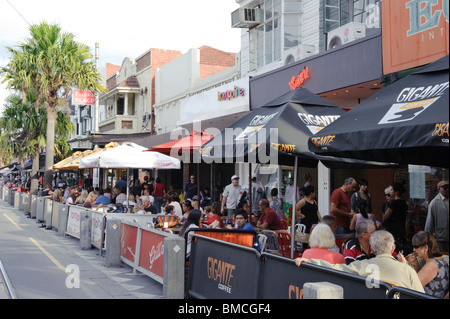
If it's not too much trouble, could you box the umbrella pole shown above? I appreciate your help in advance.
[248,162,252,220]
[126,168,130,212]
[290,157,298,259]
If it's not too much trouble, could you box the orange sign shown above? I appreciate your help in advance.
[382,0,449,74]
[289,66,310,90]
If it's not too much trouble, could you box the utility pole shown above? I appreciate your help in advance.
[94,42,100,133]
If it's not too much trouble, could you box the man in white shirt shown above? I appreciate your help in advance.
[221,175,243,217]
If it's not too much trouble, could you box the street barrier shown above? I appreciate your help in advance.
[386,286,440,299]
[186,234,261,299]
[43,198,53,229]
[14,191,20,210]
[112,218,185,298]
[10,190,15,206]
[30,195,37,219]
[186,234,436,300]
[36,196,45,222]
[258,252,391,299]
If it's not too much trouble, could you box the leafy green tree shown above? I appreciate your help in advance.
[0,22,106,186]
[0,92,74,194]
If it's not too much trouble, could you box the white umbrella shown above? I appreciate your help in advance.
[79,142,181,169]
[79,142,180,210]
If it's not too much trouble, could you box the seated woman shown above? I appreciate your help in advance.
[204,202,223,228]
[302,223,345,264]
[404,231,449,298]
[83,191,98,209]
[179,209,203,260]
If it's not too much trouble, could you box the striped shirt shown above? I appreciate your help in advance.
[343,238,376,265]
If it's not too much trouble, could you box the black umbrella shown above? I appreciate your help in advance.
[308,55,449,168]
[201,86,388,168]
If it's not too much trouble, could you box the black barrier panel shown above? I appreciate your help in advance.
[187,234,261,299]
[258,253,392,299]
[386,286,439,299]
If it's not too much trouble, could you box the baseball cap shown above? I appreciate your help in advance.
[231,175,239,180]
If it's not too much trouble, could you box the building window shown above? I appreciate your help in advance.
[324,0,380,33]
[284,0,302,50]
[249,0,282,69]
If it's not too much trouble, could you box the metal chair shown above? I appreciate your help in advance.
[261,230,281,255]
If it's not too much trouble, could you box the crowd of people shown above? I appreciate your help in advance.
[3,172,448,298]
[293,177,449,299]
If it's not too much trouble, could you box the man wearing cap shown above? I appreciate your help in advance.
[425,180,449,252]
[222,175,243,216]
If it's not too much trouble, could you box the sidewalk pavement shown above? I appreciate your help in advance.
[0,198,164,299]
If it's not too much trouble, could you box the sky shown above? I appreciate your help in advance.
[0,0,241,114]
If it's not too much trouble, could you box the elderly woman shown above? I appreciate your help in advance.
[301,223,345,264]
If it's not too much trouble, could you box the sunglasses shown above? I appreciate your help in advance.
[385,194,390,197]
[412,245,423,249]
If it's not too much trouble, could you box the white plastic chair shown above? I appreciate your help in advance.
[257,234,267,253]
[295,223,306,235]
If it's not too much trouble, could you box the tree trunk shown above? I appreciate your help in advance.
[30,152,40,195]
[44,107,56,187]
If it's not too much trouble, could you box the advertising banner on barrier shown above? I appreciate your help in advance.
[138,229,165,279]
[121,223,138,263]
[91,212,105,249]
[66,208,81,238]
[187,235,260,299]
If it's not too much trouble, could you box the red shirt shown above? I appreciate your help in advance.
[302,248,346,264]
[153,183,165,197]
[259,208,283,230]
[330,188,352,229]
[205,213,224,228]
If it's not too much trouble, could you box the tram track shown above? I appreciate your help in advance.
[0,259,17,299]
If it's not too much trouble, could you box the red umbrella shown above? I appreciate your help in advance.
[145,130,213,155]
[145,130,214,200]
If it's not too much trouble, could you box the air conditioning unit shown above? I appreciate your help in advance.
[284,44,315,65]
[327,22,366,50]
[231,7,262,28]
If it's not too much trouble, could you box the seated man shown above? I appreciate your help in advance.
[141,195,157,214]
[257,199,283,230]
[295,230,425,293]
[344,220,376,265]
[234,209,255,231]
[95,189,111,206]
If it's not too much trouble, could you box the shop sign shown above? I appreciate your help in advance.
[288,67,310,90]
[382,0,449,74]
[218,86,245,101]
[72,89,95,105]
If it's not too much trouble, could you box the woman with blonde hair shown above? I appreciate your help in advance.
[52,189,63,203]
[301,223,345,264]
[76,189,88,205]
[83,191,98,209]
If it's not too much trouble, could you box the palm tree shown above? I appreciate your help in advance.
[0,92,74,194]
[0,22,106,186]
